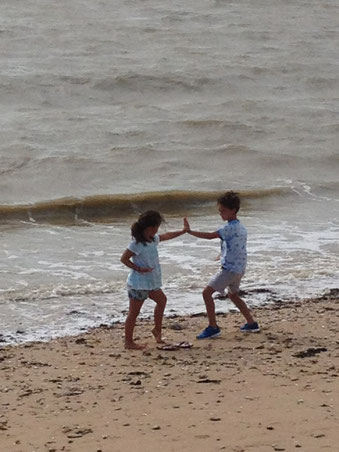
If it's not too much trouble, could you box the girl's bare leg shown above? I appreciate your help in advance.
[125,298,146,350]
[149,289,167,343]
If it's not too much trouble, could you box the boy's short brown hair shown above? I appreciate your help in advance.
[217,191,241,213]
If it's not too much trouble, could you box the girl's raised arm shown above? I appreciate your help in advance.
[159,218,189,242]
[159,229,186,242]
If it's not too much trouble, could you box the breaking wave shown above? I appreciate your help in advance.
[0,188,291,225]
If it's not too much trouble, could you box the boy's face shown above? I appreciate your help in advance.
[218,204,237,221]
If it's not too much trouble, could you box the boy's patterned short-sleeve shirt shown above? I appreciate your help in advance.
[126,234,162,290]
[218,219,247,273]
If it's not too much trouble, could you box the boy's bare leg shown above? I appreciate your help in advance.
[203,286,218,328]
[149,289,167,343]
[228,292,255,324]
[125,298,147,350]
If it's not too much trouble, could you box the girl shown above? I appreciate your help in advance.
[120,211,188,350]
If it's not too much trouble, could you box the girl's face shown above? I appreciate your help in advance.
[143,224,160,241]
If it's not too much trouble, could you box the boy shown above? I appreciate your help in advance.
[185,191,259,338]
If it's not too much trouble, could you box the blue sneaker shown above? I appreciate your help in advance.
[196,325,221,339]
[240,322,260,333]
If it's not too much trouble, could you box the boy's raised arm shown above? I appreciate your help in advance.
[185,217,219,240]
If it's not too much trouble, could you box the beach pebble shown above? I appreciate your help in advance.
[152,425,161,430]
[0,421,8,430]
[64,427,93,438]
[169,323,184,330]
[210,416,221,421]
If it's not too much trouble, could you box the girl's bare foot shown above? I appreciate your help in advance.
[124,341,147,350]
[152,328,165,344]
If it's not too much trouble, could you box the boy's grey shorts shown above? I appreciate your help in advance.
[208,270,244,295]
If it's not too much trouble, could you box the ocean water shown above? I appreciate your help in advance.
[1,0,338,345]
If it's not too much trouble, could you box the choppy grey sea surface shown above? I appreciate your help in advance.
[1,0,338,345]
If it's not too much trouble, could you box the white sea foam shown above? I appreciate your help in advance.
[1,209,338,345]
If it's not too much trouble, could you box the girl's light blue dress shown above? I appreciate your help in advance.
[127,234,162,290]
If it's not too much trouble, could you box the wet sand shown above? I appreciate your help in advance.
[1,292,338,452]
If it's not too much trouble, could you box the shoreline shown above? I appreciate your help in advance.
[1,292,338,451]
[1,288,338,349]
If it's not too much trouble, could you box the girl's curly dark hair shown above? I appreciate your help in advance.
[131,210,164,244]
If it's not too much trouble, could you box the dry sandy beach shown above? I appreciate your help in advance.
[1,291,338,452]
